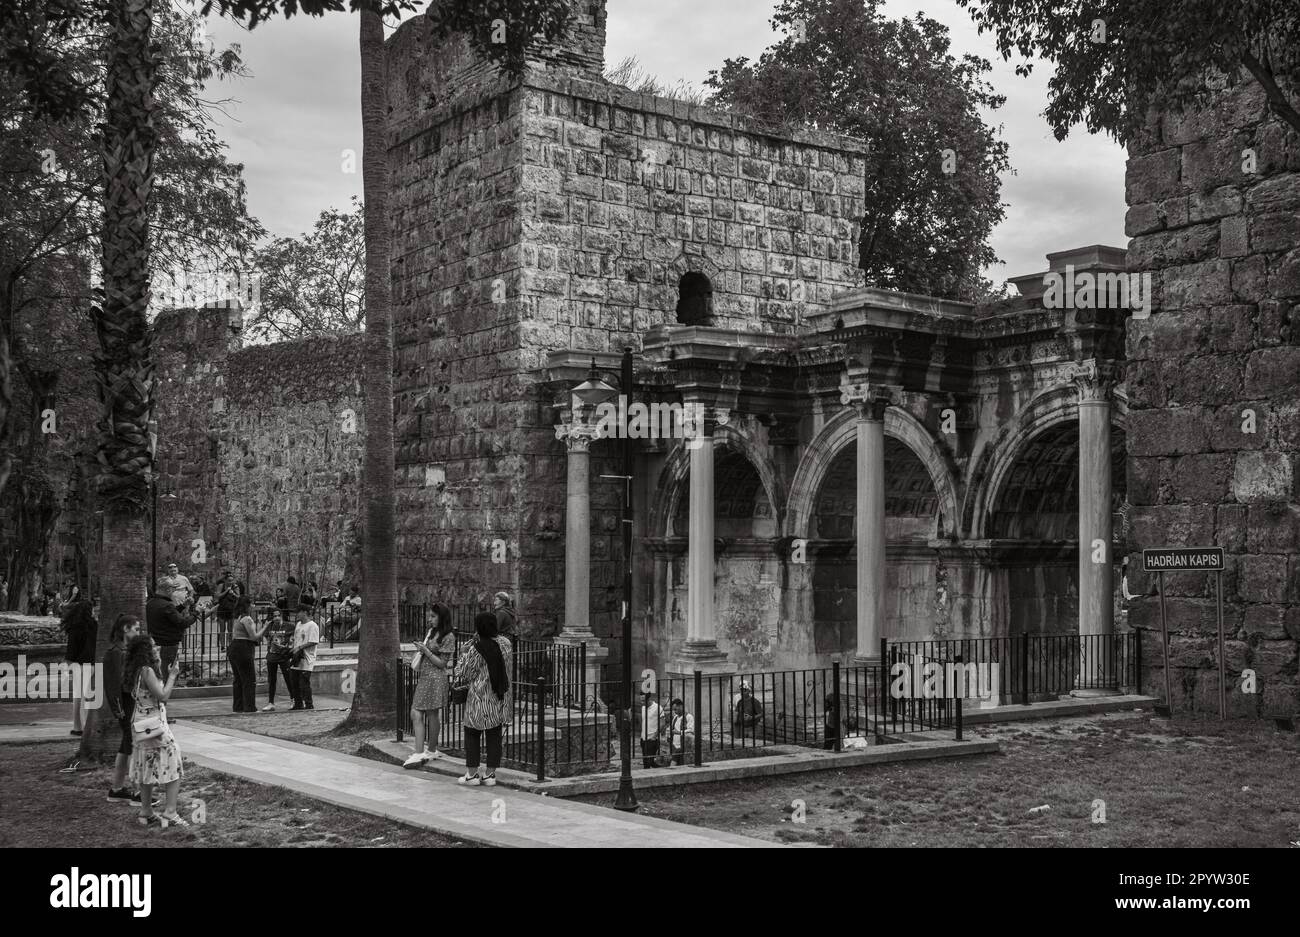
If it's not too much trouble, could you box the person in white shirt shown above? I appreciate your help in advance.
[667,697,695,766]
[157,563,194,610]
[290,608,320,710]
[639,693,664,769]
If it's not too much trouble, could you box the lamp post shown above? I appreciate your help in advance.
[578,348,638,811]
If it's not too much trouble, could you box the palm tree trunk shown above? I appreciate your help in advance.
[345,7,397,727]
[79,0,157,762]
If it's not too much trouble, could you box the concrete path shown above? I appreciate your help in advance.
[0,696,350,744]
[173,721,779,848]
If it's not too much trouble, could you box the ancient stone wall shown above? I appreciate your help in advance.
[1124,81,1300,715]
[153,306,364,600]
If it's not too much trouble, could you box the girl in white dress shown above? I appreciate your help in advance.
[124,635,187,828]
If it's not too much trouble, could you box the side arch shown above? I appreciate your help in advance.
[784,406,961,541]
[963,385,1129,541]
[648,421,783,539]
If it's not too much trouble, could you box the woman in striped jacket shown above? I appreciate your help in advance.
[453,611,513,786]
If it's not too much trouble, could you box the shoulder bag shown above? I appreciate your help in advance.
[131,675,167,748]
[449,638,468,706]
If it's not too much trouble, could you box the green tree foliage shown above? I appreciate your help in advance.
[706,0,1011,300]
[245,199,365,342]
[957,0,1300,140]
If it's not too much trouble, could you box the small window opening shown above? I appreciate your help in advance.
[676,272,713,326]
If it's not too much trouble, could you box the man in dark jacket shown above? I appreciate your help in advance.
[146,592,195,672]
[104,614,145,804]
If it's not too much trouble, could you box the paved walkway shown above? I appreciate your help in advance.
[0,697,350,744]
[173,721,779,848]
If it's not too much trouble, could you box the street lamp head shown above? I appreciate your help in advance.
[572,358,618,413]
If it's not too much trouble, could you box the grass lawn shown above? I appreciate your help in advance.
[572,711,1300,847]
[0,742,477,848]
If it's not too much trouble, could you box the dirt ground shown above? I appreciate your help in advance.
[0,741,477,848]
[571,711,1300,847]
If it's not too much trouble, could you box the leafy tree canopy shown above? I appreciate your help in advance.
[957,0,1300,140]
[707,0,1010,300]
[245,199,365,342]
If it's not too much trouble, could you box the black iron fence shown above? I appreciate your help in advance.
[882,631,1142,705]
[174,607,274,684]
[394,658,976,782]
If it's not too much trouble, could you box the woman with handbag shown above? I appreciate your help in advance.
[261,610,297,712]
[227,595,271,714]
[124,634,187,828]
[404,602,456,767]
[452,611,513,786]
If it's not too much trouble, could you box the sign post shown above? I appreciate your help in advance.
[1142,547,1225,719]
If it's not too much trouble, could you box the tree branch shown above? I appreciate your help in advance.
[1240,49,1300,136]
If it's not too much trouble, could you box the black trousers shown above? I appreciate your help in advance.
[228,640,257,712]
[267,660,295,704]
[293,669,313,708]
[464,724,502,772]
[641,738,660,768]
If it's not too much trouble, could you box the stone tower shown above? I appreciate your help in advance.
[384,3,868,658]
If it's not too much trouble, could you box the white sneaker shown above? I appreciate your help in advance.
[260,704,276,712]
[482,774,497,787]
[426,750,443,760]
[402,752,425,769]
[457,772,481,786]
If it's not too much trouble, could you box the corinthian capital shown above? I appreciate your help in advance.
[1070,359,1121,403]
[555,420,601,452]
[840,381,899,421]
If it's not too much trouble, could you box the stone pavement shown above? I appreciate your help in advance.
[173,721,780,848]
[0,696,350,744]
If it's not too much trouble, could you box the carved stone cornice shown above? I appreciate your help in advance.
[1070,358,1122,403]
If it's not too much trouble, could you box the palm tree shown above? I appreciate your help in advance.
[344,5,398,726]
[79,0,158,762]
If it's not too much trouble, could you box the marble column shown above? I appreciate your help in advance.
[669,406,732,676]
[554,419,608,696]
[1071,359,1120,696]
[840,381,894,664]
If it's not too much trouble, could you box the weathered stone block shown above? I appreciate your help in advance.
[1160,259,1231,308]
[1128,406,1210,456]
[1126,149,1181,203]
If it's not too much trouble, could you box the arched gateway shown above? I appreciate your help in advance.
[544,244,1133,684]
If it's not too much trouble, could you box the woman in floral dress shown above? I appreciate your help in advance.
[124,635,188,828]
[404,602,456,767]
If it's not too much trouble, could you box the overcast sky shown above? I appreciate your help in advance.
[202,0,1128,287]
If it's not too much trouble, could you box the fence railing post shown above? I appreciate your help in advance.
[693,670,703,768]
[395,656,404,743]
[579,642,587,709]
[954,653,964,741]
[879,637,889,738]
[832,659,842,753]
[1134,628,1142,695]
[1020,630,1030,706]
[536,677,546,783]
